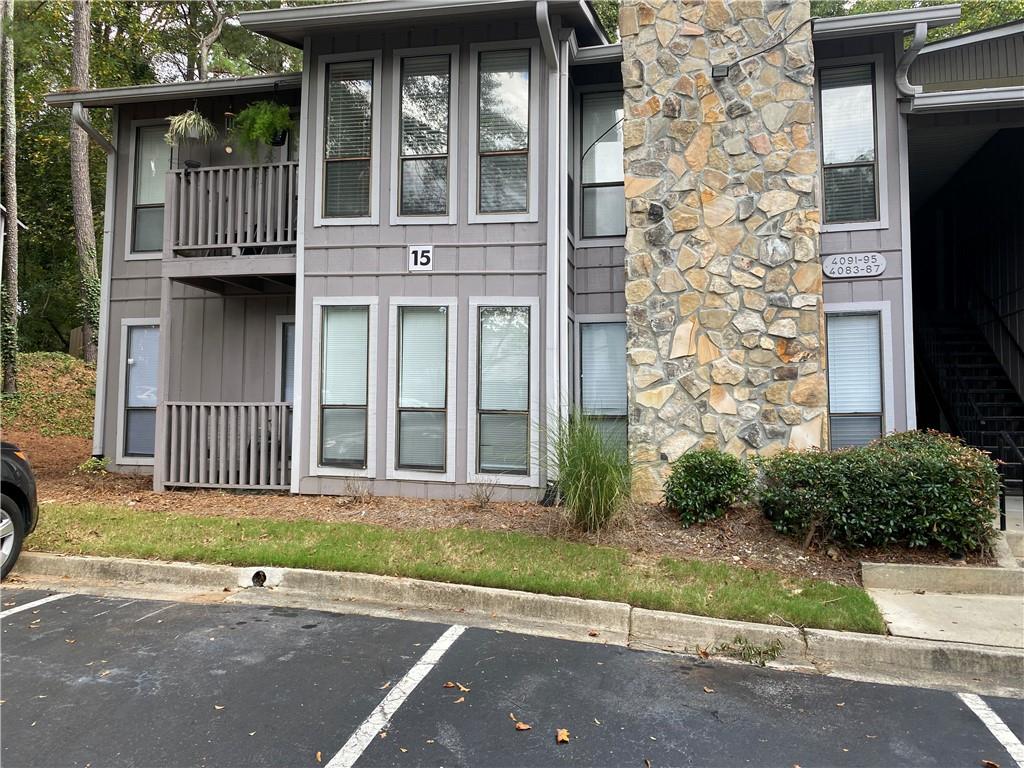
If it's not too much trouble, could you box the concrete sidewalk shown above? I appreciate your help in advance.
[867,589,1024,649]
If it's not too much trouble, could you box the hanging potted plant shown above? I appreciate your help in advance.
[231,100,295,160]
[165,106,218,145]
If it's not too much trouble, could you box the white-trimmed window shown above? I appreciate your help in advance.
[579,91,625,239]
[319,306,371,469]
[820,64,878,224]
[118,320,159,464]
[387,298,457,482]
[278,317,295,403]
[392,48,457,223]
[468,298,540,485]
[469,42,539,223]
[130,124,171,254]
[318,52,381,224]
[579,320,627,451]
[826,312,883,448]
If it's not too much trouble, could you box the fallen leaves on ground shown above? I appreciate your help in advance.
[214,705,224,710]
[703,687,715,694]
[980,761,1001,768]
[514,722,532,731]
[442,681,456,688]
[556,728,570,744]
[315,751,322,763]
[453,696,465,704]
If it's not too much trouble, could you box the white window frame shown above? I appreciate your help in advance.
[574,83,627,248]
[386,296,458,483]
[468,40,541,225]
[817,53,890,234]
[824,301,896,446]
[275,314,295,402]
[390,45,460,226]
[314,50,383,227]
[466,296,541,487]
[308,297,379,479]
[124,118,171,261]
[574,313,626,409]
[116,317,160,466]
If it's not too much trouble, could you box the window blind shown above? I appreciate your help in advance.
[824,166,877,223]
[827,313,882,414]
[134,126,170,206]
[125,410,156,457]
[581,322,626,416]
[479,307,529,411]
[400,55,449,157]
[324,60,374,218]
[479,413,528,474]
[820,65,875,165]
[126,326,159,408]
[322,307,368,406]
[282,322,295,403]
[399,307,448,409]
[581,92,624,185]
[830,414,883,449]
[478,49,529,153]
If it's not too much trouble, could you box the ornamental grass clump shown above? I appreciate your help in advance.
[551,413,631,532]
[663,449,752,526]
[758,430,1000,555]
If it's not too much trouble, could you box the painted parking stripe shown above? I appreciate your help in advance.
[0,593,71,619]
[959,693,1024,767]
[326,624,467,768]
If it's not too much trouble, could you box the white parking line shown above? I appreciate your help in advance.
[0,593,71,619]
[959,693,1024,767]
[326,624,467,768]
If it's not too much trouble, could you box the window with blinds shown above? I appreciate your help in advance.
[281,321,295,403]
[580,322,627,452]
[397,306,449,471]
[827,313,883,448]
[819,64,877,224]
[324,60,374,219]
[124,325,159,457]
[476,306,530,475]
[580,92,625,238]
[320,306,370,467]
[399,54,451,217]
[477,49,530,214]
[132,125,171,253]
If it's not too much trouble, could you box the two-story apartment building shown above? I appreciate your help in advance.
[45,0,1023,502]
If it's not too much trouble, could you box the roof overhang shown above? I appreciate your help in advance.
[239,0,607,48]
[906,85,1024,114]
[44,73,302,109]
[919,20,1024,54]
[573,42,622,65]
[813,3,961,41]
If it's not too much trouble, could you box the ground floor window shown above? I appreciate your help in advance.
[280,319,295,403]
[826,312,883,447]
[123,323,159,459]
[397,305,450,472]
[580,321,627,452]
[320,306,370,468]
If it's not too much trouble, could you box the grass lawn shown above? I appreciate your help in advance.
[30,503,887,634]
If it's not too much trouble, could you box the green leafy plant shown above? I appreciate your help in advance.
[663,448,752,526]
[75,457,108,475]
[164,108,218,145]
[231,100,294,160]
[757,430,1000,555]
[550,412,632,532]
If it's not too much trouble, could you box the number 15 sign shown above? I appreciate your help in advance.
[408,245,433,272]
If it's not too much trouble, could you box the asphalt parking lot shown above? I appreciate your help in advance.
[2,587,1022,768]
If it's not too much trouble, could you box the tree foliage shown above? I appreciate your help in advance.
[812,0,1024,41]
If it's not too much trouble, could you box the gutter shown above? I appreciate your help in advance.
[73,103,119,459]
[906,85,1024,113]
[812,3,960,40]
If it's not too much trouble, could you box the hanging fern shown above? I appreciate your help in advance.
[165,108,218,145]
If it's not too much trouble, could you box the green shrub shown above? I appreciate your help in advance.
[663,449,752,526]
[551,413,631,532]
[758,430,1000,555]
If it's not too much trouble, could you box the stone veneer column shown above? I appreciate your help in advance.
[619,0,828,502]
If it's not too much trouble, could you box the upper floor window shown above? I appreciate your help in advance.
[398,53,452,219]
[324,59,375,219]
[475,47,532,217]
[580,91,625,238]
[131,125,171,253]
[820,64,877,224]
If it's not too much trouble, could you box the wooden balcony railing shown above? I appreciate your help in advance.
[168,162,298,255]
[162,402,292,490]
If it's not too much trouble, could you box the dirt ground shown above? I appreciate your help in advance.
[6,430,992,587]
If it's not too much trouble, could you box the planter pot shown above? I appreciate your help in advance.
[269,129,289,147]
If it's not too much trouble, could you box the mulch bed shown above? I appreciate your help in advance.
[7,430,992,588]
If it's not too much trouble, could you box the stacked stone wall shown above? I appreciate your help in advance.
[619,0,828,501]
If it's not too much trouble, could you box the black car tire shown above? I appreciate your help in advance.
[1,494,25,580]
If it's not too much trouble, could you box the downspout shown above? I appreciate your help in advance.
[73,102,118,458]
[896,21,928,100]
[538,1,562,487]
[557,32,572,428]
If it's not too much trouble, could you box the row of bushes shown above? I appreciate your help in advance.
[664,431,1000,555]
[552,416,1000,556]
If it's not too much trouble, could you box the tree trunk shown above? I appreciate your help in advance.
[1,0,19,394]
[198,0,226,81]
[71,0,99,364]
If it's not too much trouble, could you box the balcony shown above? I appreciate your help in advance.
[163,162,298,290]
[162,402,292,490]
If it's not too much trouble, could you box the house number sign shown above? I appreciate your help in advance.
[822,252,886,279]
[408,245,434,272]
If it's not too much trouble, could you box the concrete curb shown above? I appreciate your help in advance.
[14,552,1023,697]
[862,561,1024,596]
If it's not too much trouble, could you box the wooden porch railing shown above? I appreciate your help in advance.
[168,162,298,255]
[163,402,292,490]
